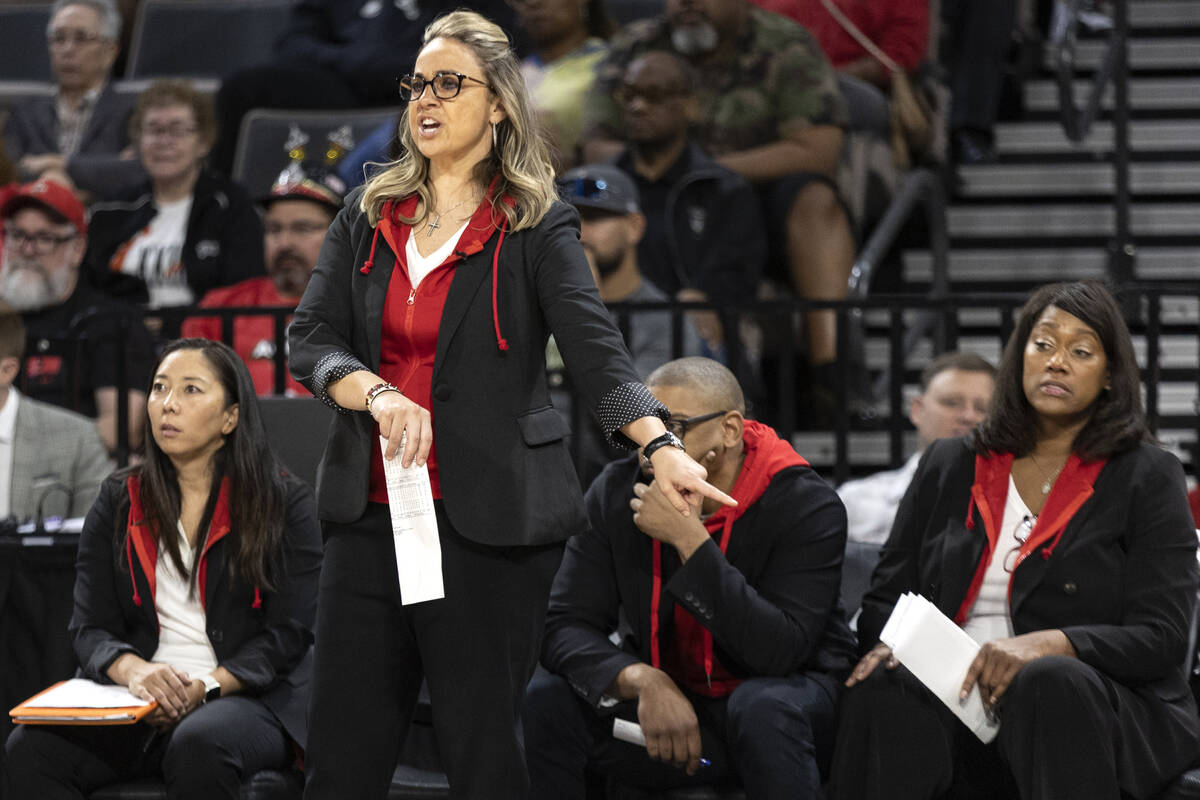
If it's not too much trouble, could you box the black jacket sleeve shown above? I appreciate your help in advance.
[217,480,322,692]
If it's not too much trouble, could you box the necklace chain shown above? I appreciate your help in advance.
[1028,453,1065,495]
[426,194,478,237]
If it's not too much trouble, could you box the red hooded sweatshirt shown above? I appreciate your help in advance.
[655,419,809,697]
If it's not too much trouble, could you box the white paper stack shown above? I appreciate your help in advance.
[879,592,1000,743]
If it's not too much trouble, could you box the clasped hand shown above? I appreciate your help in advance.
[635,669,705,776]
[370,390,433,468]
[124,659,202,728]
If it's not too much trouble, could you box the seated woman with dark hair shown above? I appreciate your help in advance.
[5,339,321,799]
[828,280,1200,799]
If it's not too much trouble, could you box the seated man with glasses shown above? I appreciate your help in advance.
[524,356,856,798]
[3,0,146,201]
[0,179,153,457]
[182,145,347,396]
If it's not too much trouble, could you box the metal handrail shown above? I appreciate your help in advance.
[1054,0,1134,285]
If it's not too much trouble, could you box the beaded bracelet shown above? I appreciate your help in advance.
[365,381,400,411]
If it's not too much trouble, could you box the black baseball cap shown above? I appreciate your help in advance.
[557,164,640,215]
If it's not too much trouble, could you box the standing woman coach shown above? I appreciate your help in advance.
[288,10,732,800]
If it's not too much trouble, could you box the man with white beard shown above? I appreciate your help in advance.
[0,179,152,456]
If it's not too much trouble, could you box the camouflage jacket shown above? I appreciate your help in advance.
[581,6,846,157]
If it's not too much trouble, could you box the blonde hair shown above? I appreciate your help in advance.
[360,10,557,231]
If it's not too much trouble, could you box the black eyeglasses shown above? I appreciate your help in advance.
[665,411,728,439]
[398,71,491,103]
[4,228,77,254]
[1003,514,1036,573]
[613,83,687,107]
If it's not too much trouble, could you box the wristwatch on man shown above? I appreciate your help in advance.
[200,673,221,704]
[642,431,685,460]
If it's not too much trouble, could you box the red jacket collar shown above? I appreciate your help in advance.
[955,450,1106,623]
[125,474,232,610]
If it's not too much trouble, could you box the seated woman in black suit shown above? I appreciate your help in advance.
[828,280,1200,799]
[5,339,321,799]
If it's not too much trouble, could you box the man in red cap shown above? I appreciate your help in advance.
[181,163,344,396]
[0,179,153,457]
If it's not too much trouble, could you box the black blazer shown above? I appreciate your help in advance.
[3,83,147,199]
[861,438,1200,723]
[70,474,322,747]
[288,195,646,546]
[86,170,266,304]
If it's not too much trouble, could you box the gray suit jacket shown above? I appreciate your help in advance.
[9,393,112,522]
[3,83,146,200]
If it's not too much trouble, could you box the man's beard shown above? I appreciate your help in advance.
[269,250,312,298]
[0,258,71,311]
[588,248,624,280]
[670,22,719,56]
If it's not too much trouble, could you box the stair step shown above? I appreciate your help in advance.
[947,203,1200,237]
[1024,77,1200,112]
[903,246,1200,282]
[996,119,1200,154]
[956,162,1200,196]
[1042,37,1200,71]
[1131,1,1200,28]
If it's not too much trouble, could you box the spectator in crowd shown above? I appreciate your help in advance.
[86,80,264,310]
[208,0,517,176]
[5,339,322,799]
[515,0,614,171]
[837,351,995,544]
[752,0,928,91]
[525,356,856,798]
[581,0,854,378]
[0,178,153,456]
[0,302,111,521]
[3,0,146,201]
[830,281,1200,799]
[559,164,701,379]
[182,160,344,396]
[610,50,766,356]
[942,0,1018,164]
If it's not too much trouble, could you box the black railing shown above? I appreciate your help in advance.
[45,288,1200,480]
[1054,0,1134,285]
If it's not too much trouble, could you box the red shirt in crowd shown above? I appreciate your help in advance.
[181,277,307,397]
[752,0,929,73]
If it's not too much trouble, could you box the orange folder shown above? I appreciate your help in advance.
[10,681,159,726]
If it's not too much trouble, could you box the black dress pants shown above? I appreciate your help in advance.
[302,502,563,800]
[4,695,291,799]
[828,656,1200,800]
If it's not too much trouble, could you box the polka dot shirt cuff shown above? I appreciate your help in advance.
[596,381,668,450]
[313,351,369,413]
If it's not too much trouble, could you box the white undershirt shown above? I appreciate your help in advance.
[405,220,469,289]
[116,196,195,308]
[0,389,19,517]
[151,521,218,678]
[962,475,1034,645]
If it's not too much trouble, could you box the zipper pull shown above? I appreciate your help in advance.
[407,288,416,305]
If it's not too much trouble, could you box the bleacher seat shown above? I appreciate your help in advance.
[257,396,333,490]
[230,107,403,199]
[0,4,54,82]
[123,0,291,80]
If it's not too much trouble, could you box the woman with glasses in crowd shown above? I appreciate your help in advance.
[288,10,731,799]
[86,80,264,313]
[5,339,321,798]
[829,280,1200,799]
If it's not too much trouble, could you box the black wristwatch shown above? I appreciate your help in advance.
[642,431,685,460]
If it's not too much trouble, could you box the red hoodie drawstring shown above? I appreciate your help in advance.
[252,587,262,609]
[491,219,509,351]
[964,494,976,529]
[126,536,142,606]
[650,539,663,668]
[360,200,391,275]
